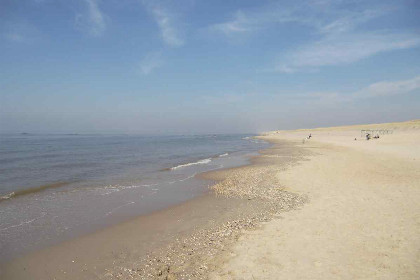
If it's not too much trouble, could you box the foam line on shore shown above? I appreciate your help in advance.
[0,212,47,232]
[162,152,230,171]
[0,182,70,202]
[105,201,135,217]
[170,158,212,170]
[100,183,159,196]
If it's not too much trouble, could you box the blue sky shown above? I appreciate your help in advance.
[1,0,419,134]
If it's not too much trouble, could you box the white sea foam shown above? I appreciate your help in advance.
[242,136,263,144]
[0,212,47,232]
[105,201,135,216]
[167,172,198,184]
[170,158,212,170]
[178,173,197,182]
[219,153,229,157]
[100,183,159,195]
[0,192,15,201]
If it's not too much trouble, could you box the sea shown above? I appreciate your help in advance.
[0,133,268,262]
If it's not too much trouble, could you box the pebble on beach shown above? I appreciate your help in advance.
[103,140,309,280]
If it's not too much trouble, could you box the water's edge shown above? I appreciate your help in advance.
[0,136,270,263]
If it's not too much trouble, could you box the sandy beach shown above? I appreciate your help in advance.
[0,135,307,279]
[1,120,419,279]
[209,120,420,279]
[3,1,419,278]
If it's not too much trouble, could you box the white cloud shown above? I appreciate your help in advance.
[276,32,420,72]
[209,1,389,37]
[142,1,184,47]
[294,75,420,102]
[318,8,390,35]
[209,5,298,36]
[75,0,106,37]
[210,11,256,35]
[138,52,163,75]
[354,75,420,99]
[210,1,419,72]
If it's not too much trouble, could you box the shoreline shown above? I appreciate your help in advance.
[2,120,418,279]
[0,138,309,279]
[0,137,266,264]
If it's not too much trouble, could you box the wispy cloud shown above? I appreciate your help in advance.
[210,11,257,35]
[209,1,387,37]
[276,32,420,72]
[294,75,420,103]
[142,1,184,47]
[354,75,420,99]
[210,1,418,72]
[318,8,389,35]
[138,52,164,75]
[75,0,106,37]
[209,4,299,36]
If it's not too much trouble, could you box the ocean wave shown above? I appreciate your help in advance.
[178,173,197,182]
[100,183,158,195]
[170,158,212,170]
[218,153,229,157]
[242,136,264,144]
[167,173,197,184]
[0,182,70,202]
[0,192,15,201]
[105,201,135,216]
[0,212,47,232]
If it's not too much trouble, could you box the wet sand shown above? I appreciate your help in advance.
[3,120,418,279]
[0,194,268,279]
[0,140,309,279]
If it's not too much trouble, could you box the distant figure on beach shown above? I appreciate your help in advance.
[366,133,371,140]
[354,138,357,140]
[308,133,312,139]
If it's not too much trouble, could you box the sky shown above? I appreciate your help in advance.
[1,0,419,134]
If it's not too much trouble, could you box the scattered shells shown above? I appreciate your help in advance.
[101,141,310,280]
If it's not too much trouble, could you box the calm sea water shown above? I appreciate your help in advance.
[0,134,268,262]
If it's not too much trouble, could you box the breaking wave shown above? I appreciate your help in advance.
[170,158,212,170]
[0,182,70,202]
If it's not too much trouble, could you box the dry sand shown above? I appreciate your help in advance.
[0,140,308,279]
[209,120,420,279]
[2,120,419,279]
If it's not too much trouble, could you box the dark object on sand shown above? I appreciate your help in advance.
[361,129,393,138]
[354,138,357,141]
[366,133,371,140]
